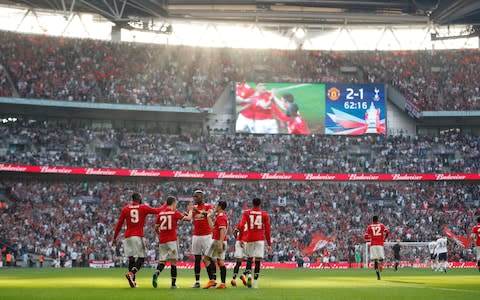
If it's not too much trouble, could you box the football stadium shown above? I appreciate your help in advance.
[0,1,480,299]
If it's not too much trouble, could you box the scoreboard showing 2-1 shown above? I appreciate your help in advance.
[324,84,386,135]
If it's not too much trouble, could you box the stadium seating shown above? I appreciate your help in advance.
[1,122,479,173]
[0,180,477,266]
[1,31,479,110]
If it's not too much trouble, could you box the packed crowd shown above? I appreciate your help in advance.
[0,179,478,267]
[1,122,479,173]
[1,31,479,110]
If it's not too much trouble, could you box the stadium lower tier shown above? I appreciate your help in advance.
[0,178,478,266]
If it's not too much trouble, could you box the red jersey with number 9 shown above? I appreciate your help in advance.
[365,222,388,246]
[114,203,163,239]
[238,208,271,246]
[472,224,480,246]
[155,207,185,243]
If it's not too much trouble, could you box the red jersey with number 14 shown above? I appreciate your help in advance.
[364,222,388,246]
[212,212,228,241]
[193,203,214,236]
[239,208,271,246]
[114,203,163,239]
[472,224,480,246]
[155,207,185,244]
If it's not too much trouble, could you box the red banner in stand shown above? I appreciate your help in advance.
[0,164,479,181]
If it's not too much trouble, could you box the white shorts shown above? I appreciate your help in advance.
[205,240,227,260]
[159,241,178,261]
[191,234,212,256]
[123,236,146,257]
[476,246,480,261]
[253,119,278,134]
[235,114,254,133]
[246,241,265,259]
[234,241,247,259]
[370,246,385,260]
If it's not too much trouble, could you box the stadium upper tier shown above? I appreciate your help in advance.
[0,180,478,264]
[0,31,479,111]
[1,122,479,173]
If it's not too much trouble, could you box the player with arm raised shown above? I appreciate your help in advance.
[202,200,229,289]
[152,196,192,289]
[435,235,448,273]
[191,189,214,288]
[238,197,271,289]
[113,192,164,288]
[231,222,248,287]
[364,215,389,280]
[471,216,480,272]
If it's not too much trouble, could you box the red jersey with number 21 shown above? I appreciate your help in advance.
[114,203,162,239]
[365,222,388,246]
[155,207,185,244]
[239,208,271,246]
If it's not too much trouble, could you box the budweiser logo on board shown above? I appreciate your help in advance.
[86,168,117,175]
[173,171,205,178]
[392,174,423,180]
[305,174,336,180]
[130,170,161,177]
[261,173,292,180]
[0,164,27,172]
[40,166,73,174]
[435,174,466,180]
[348,174,379,180]
[218,172,249,179]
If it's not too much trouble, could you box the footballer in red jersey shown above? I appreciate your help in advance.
[152,196,192,289]
[364,215,389,280]
[202,201,229,289]
[273,94,309,135]
[113,193,164,288]
[238,197,271,288]
[236,83,280,134]
[471,216,480,271]
[231,222,248,287]
[191,189,214,288]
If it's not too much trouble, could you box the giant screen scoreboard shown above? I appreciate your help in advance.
[235,82,386,136]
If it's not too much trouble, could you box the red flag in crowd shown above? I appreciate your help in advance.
[443,225,471,248]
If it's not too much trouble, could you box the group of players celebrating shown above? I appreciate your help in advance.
[113,190,271,289]
[113,192,480,289]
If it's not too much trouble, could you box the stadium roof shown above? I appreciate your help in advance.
[0,0,479,26]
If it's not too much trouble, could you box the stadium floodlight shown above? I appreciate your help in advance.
[293,27,305,39]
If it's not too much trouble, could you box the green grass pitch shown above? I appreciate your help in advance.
[1,268,479,300]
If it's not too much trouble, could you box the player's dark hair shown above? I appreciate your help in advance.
[132,193,142,203]
[283,93,294,103]
[166,196,176,206]
[218,200,227,210]
[252,197,261,207]
[477,216,480,223]
[373,215,379,222]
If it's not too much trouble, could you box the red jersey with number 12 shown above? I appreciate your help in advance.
[365,222,388,246]
[155,207,185,244]
[114,203,163,239]
[472,224,480,246]
[193,203,214,236]
[239,208,271,246]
